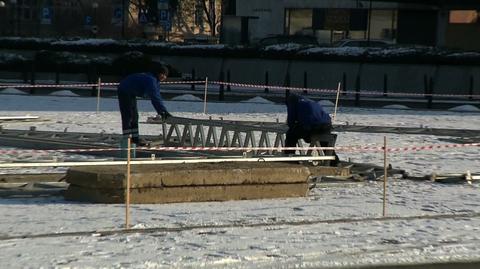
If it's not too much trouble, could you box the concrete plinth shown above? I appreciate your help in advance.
[64,162,311,204]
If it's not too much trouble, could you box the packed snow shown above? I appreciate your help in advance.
[0,91,479,268]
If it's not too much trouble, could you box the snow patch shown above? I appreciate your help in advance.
[448,105,480,112]
[263,43,307,51]
[49,90,80,97]
[241,96,274,104]
[1,87,28,95]
[171,94,203,101]
[301,47,367,56]
[383,104,411,110]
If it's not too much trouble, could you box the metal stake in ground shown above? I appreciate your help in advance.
[96,77,102,113]
[383,136,388,217]
[203,77,208,114]
[125,136,131,229]
[333,82,341,122]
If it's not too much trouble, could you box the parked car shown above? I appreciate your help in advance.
[257,35,319,47]
[333,39,393,48]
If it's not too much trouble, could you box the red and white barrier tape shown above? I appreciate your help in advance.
[2,80,479,98]
[0,143,478,155]
[0,80,208,89]
[0,83,101,88]
[211,81,480,99]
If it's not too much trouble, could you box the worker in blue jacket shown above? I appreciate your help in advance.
[284,93,336,161]
[117,65,171,146]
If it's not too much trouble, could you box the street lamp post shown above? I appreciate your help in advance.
[10,0,17,36]
[92,2,99,37]
[0,1,5,35]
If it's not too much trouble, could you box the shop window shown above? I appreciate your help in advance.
[286,9,312,35]
[449,10,478,24]
[369,10,397,40]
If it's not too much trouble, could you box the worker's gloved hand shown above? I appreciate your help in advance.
[159,111,172,121]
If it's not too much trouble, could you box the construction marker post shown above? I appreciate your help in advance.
[203,77,208,114]
[96,77,102,113]
[383,136,388,217]
[333,82,341,122]
[125,136,132,229]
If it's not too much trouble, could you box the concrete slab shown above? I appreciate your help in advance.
[64,183,308,204]
[64,162,350,204]
[66,162,311,189]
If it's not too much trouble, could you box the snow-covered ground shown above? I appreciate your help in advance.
[0,90,479,268]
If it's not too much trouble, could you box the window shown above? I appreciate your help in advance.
[449,10,478,24]
[285,9,312,35]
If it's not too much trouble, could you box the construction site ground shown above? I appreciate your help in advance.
[0,92,479,268]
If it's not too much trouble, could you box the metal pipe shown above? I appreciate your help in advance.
[0,156,336,168]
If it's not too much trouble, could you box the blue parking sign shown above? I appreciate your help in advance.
[41,7,52,24]
[159,10,170,22]
[114,7,122,19]
[85,15,93,25]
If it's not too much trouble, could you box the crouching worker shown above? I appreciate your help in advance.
[284,93,339,165]
[117,64,172,146]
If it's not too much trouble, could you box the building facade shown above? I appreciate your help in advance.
[0,0,220,41]
[222,0,480,50]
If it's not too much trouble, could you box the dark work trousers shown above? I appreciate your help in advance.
[285,123,332,155]
[118,91,140,144]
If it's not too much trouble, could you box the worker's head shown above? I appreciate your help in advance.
[157,65,169,82]
[286,93,300,106]
[150,63,169,82]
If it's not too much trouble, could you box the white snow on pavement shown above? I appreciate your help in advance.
[0,92,479,268]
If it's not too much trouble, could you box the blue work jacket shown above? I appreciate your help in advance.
[287,94,331,129]
[118,72,167,114]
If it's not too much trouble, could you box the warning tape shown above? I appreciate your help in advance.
[1,80,479,99]
[211,81,480,99]
[0,143,478,155]
[0,80,207,89]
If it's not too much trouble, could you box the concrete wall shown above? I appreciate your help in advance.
[152,55,480,96]
[446,24,480,51]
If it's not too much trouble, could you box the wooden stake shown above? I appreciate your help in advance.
[333,82,341,122]
[96,77,101,113]
[383,136,388,217]
[203,77,208,114]
[125,136,131,229]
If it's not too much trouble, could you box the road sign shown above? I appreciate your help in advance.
[41,7,52,25]
[158,9,171,31]
[158,9,170,22]
[112,7,123,25]
[139,10,148,24]
[85,15,93,26]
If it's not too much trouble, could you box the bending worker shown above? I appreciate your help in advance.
[285,93,338,165]
[117,64,172,146]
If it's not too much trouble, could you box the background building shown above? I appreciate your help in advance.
[0,0,221,42]
[222,0,480,50]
